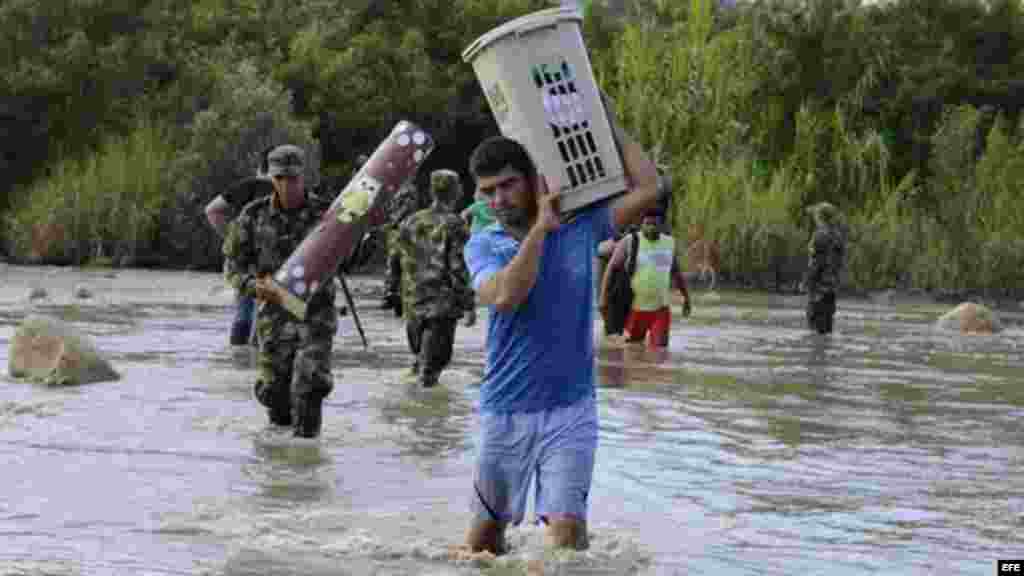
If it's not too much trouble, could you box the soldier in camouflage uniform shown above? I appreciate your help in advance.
[396,169,477,388]
[381,179,427,314]
[802,202,846,334]
[223,144,338,438]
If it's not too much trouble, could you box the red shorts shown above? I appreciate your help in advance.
[625,307,671,347]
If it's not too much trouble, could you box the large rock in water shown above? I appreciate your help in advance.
[8,315,120,385]
[936,302,1002,334]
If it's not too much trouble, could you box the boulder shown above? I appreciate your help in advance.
[8,315,120,385]
[935,302,1002,334]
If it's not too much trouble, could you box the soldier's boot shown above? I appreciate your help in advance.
[382,254,402,314]
[293,390,326,438]
[379,292,399,311]
[419,370,439,389]
[254,381,292,426]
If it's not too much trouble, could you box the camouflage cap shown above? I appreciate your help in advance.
[807,201,838,222]
[430,169,461,202]
[267,144,305,177]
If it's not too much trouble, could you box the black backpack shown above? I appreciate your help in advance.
[604,231,640,336]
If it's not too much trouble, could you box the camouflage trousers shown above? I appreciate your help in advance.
[405,315,457,387]
[253,332,334,424]
[386,250,402,298]
[383,227,403,315]
[806,291,837,334]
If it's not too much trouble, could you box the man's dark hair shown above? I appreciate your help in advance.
[643,207,665,223]
[258,145,276,175]
[469,136,537,183]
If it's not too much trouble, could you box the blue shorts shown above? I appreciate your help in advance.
[471,395,598,526]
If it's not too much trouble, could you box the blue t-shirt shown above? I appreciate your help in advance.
[464,201,617,413]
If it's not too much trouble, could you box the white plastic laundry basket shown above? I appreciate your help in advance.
[462,7,627,214]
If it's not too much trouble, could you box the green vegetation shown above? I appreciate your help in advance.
[6,119,174,266]
[2,0,1023,297]
[588,0,1024,297]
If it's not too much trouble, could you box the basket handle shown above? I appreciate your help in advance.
[514,22,559,38]
[513,16,572,38]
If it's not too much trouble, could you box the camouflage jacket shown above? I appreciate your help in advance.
[223,192,338,339]
[396,206,475,319]
[804,222,846,297]
[383,182,425,247]
[385,182,423,226]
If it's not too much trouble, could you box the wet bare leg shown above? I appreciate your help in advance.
[466,518,507,555]
[625,320,645,344]
[545,514,588,550]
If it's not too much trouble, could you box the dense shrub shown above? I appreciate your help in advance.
[6,120,174,266]
[159,60,320,270]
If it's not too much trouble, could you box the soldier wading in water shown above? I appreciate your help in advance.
[223,144,340,438]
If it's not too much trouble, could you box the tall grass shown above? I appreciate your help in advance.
[589,1,1024,296]
[595,0,807,287]
[677,155,806,289]
[6,119,175,265]
[820,104,1024,297]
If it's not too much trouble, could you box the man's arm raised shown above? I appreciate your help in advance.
[475,179,561,312]
[605,99,660,232]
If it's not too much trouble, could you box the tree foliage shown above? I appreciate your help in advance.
[3,0,1024,295]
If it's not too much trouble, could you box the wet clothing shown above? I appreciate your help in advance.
[397,205,475,386]
[464,200,615,413]
[223,191,338,436]
[383,227,404,314]
[802,221,846,334]
[625,306,671,347]
[405,316,458,387]
[607,231,684,346]
[471,395,597,526]
[806,292,837,334]
[464,194,614,535]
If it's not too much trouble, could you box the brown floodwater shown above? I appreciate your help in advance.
[1,264,1022,575]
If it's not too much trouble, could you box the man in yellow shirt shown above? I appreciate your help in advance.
[599,209,691,347]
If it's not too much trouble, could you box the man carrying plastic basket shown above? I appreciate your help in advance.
[462,102,663,553]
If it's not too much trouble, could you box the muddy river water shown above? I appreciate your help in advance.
[1,265,1021,575]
